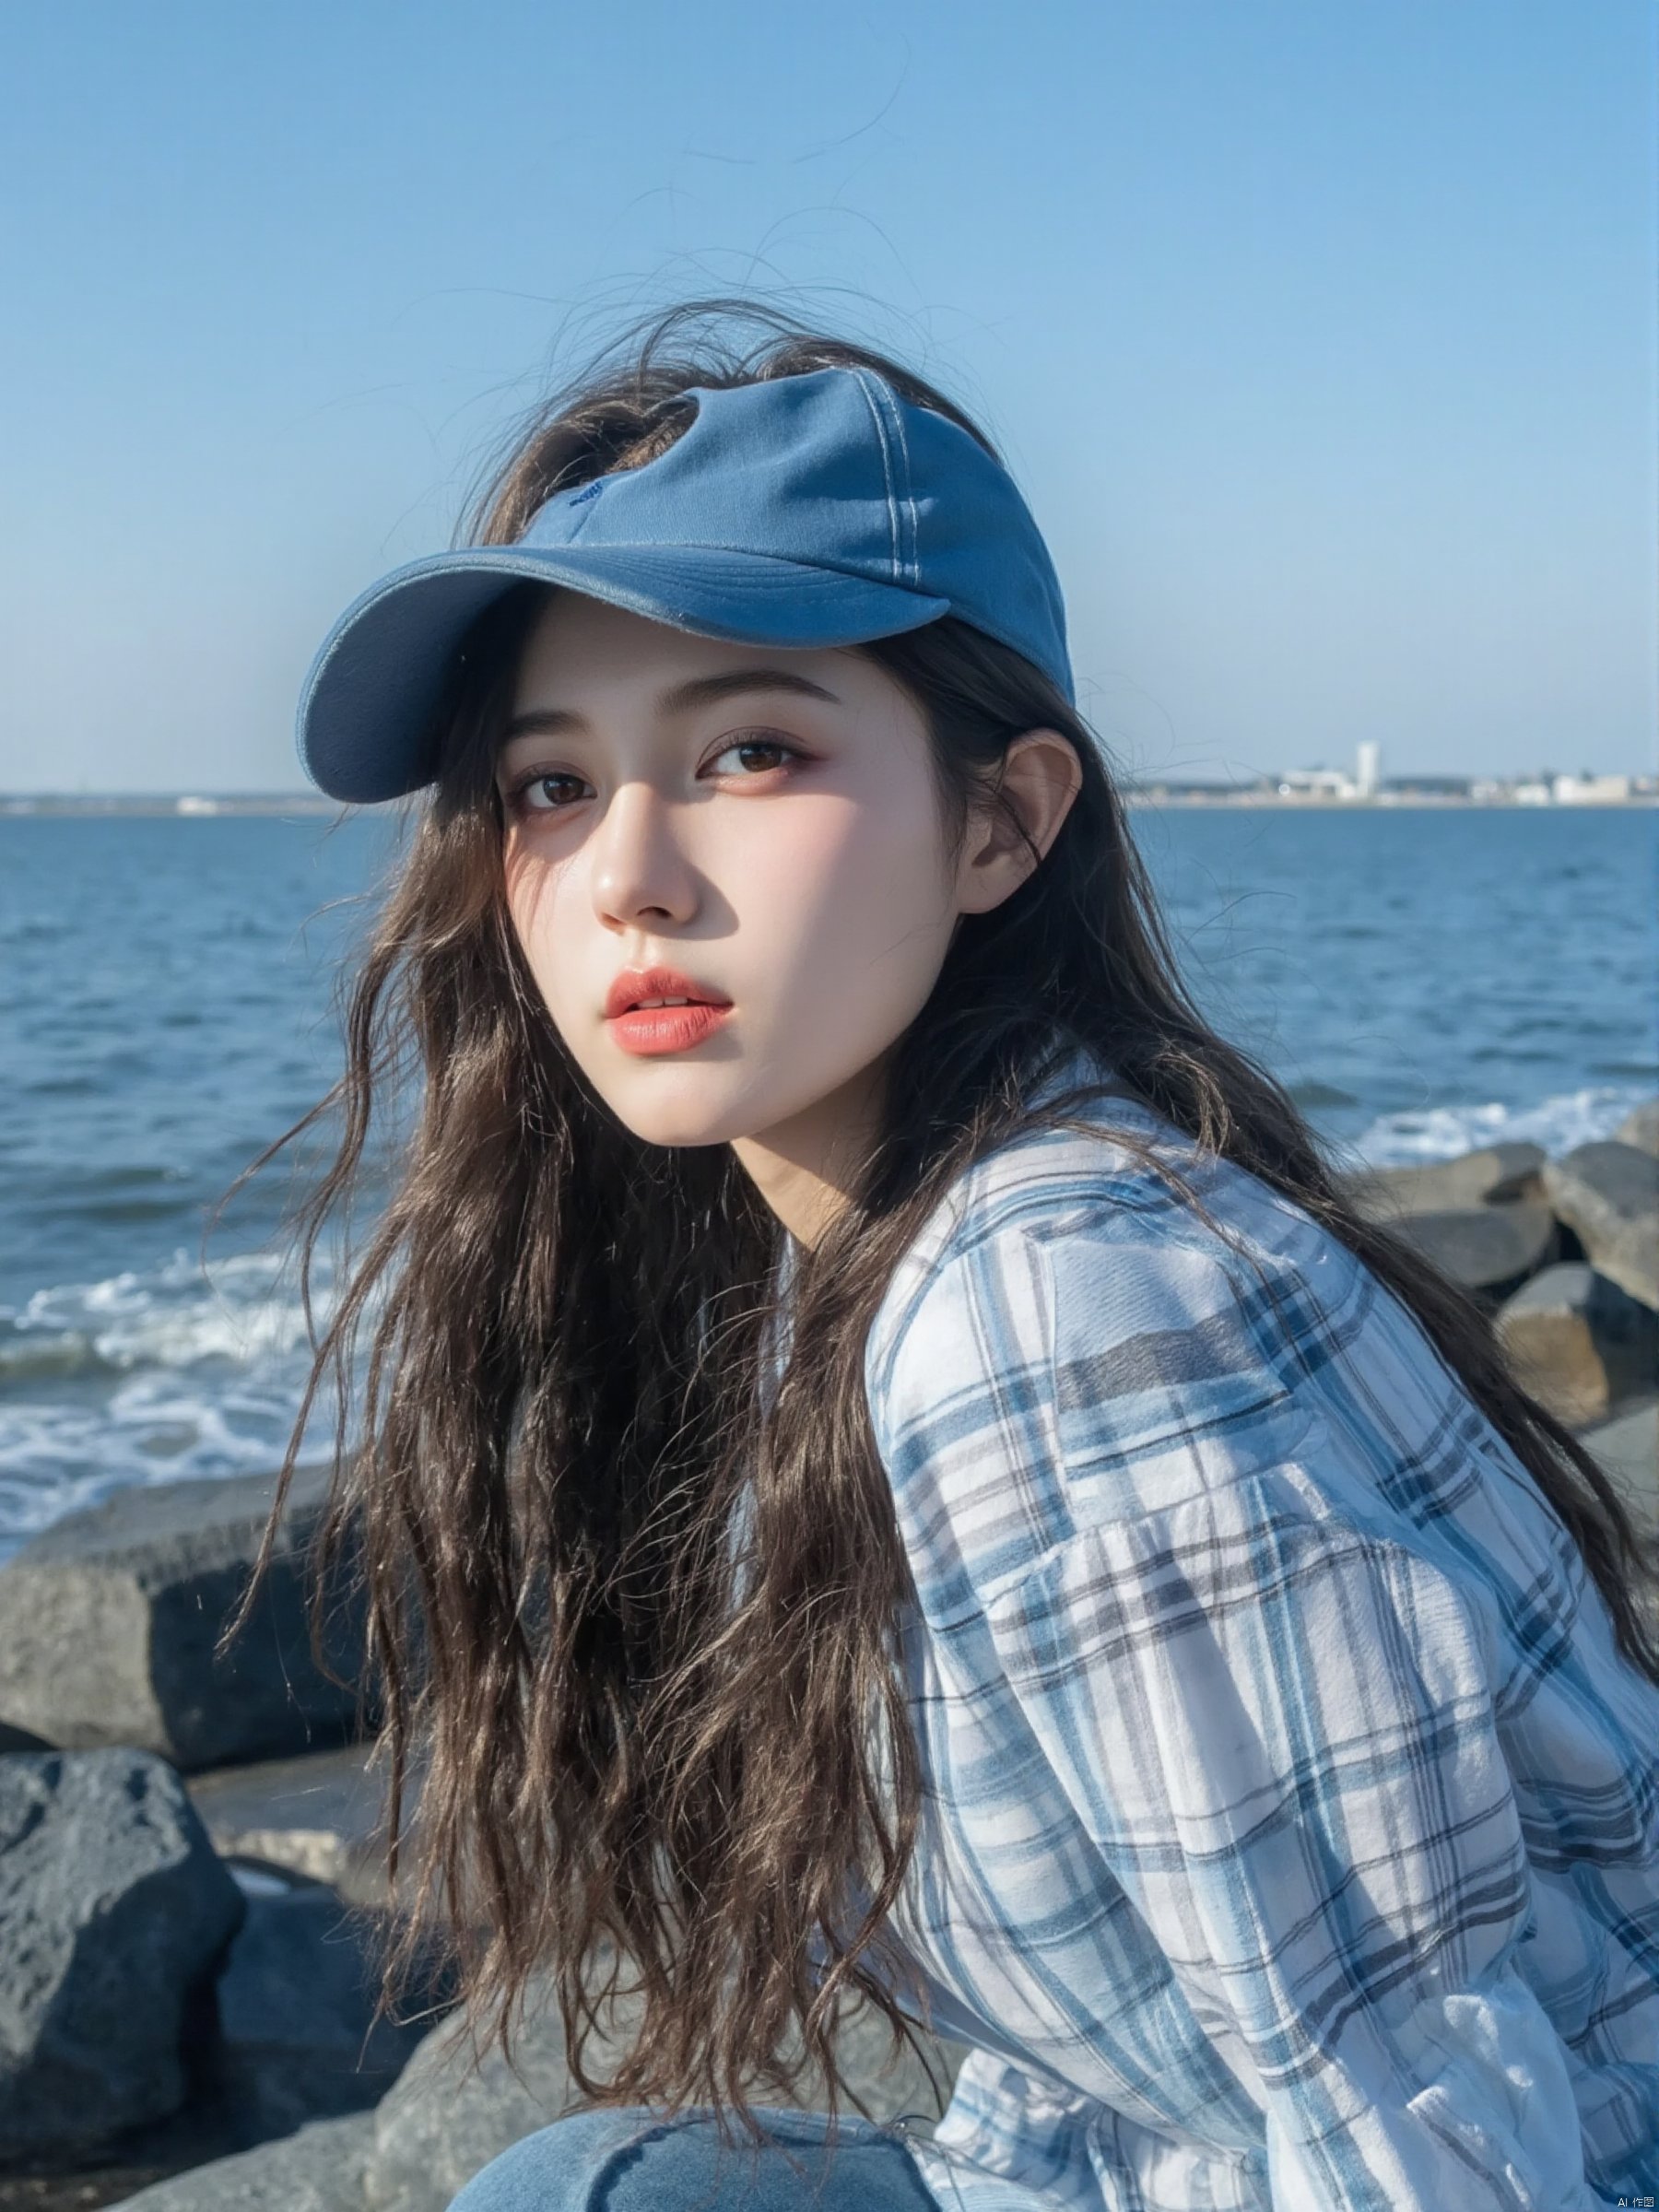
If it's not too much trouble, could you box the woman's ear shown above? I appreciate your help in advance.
[954,729,1084,917]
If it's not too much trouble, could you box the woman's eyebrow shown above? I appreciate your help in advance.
[501,667,843,744]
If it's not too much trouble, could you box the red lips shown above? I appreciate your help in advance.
[604,965,733,1019]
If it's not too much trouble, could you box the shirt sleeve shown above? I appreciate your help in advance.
[960,1224,1604,2212]
[905,2047,1110,2212]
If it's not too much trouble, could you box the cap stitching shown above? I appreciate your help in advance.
[846,369,901,582]
[866,376,920,586]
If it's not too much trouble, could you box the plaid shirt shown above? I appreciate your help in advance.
[780,1048,1659,2211]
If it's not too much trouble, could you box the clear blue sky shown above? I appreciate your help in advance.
[2,0,1653,793]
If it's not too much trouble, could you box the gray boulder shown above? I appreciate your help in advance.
[102,2109,374,2212]
[186,1742,396,1909]
[1615,1098,1659,1158]
[208,1876,452,2145]
[365,1970,967,2212]
[363,1978,598,2212]
[1387,1201,1559,1301]
[0,1749,245,2160]
[1579,1396,1659,1642]
[1343,1142,1547,1220]
[0,1463,370,1771]
[1496,1265,1659,1427]
[1579,1399,1659,1544]
[1542,1142,1659,1310]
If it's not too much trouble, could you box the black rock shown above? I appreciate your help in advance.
[206,1873,454,2146]
[0,1749,244,2163]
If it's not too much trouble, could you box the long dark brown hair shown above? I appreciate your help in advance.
[224,297,1659,2147]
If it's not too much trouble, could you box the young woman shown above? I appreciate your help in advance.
[241,300,1659,2210]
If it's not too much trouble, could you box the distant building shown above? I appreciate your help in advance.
[1129,762,1650,809]
[1552,772,1630,804]
[1277,768,1357,799]
[175,794,221,815]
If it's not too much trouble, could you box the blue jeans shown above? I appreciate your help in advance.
[446,2104,943,2211]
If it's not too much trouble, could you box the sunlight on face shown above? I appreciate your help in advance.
[497,591,964,1222]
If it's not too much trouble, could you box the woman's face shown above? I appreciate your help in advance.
[497,590,1070,1243]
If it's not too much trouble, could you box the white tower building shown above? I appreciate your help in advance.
[1354,741,1380,798]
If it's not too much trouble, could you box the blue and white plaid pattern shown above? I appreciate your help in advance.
[791,1050,1659,2211]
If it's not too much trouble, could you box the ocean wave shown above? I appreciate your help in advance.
[1347,1080,1651,1171]
[0,1243,364,1559]
[4,1248,325,1372]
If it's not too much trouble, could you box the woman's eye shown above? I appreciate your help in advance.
[511,771,585,814]
[708,732,801,777]
[504,734,802,818]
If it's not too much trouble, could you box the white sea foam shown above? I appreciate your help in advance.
[0,1242,364,1560]
[5,1247,343,1367]
[1347,1081,1650,1171]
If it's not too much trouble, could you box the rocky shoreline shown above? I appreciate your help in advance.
[1,1101,1653,2210]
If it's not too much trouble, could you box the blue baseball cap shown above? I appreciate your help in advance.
[297,364,1073,803]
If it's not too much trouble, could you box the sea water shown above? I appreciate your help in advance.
[2,803,1653,1558]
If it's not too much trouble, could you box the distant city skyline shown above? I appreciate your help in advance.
[10,744,1654,816]
[2,1,1653,793]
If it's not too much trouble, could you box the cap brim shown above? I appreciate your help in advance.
[296,544,951,803]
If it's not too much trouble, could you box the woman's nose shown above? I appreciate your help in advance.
[590,779,699,927]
